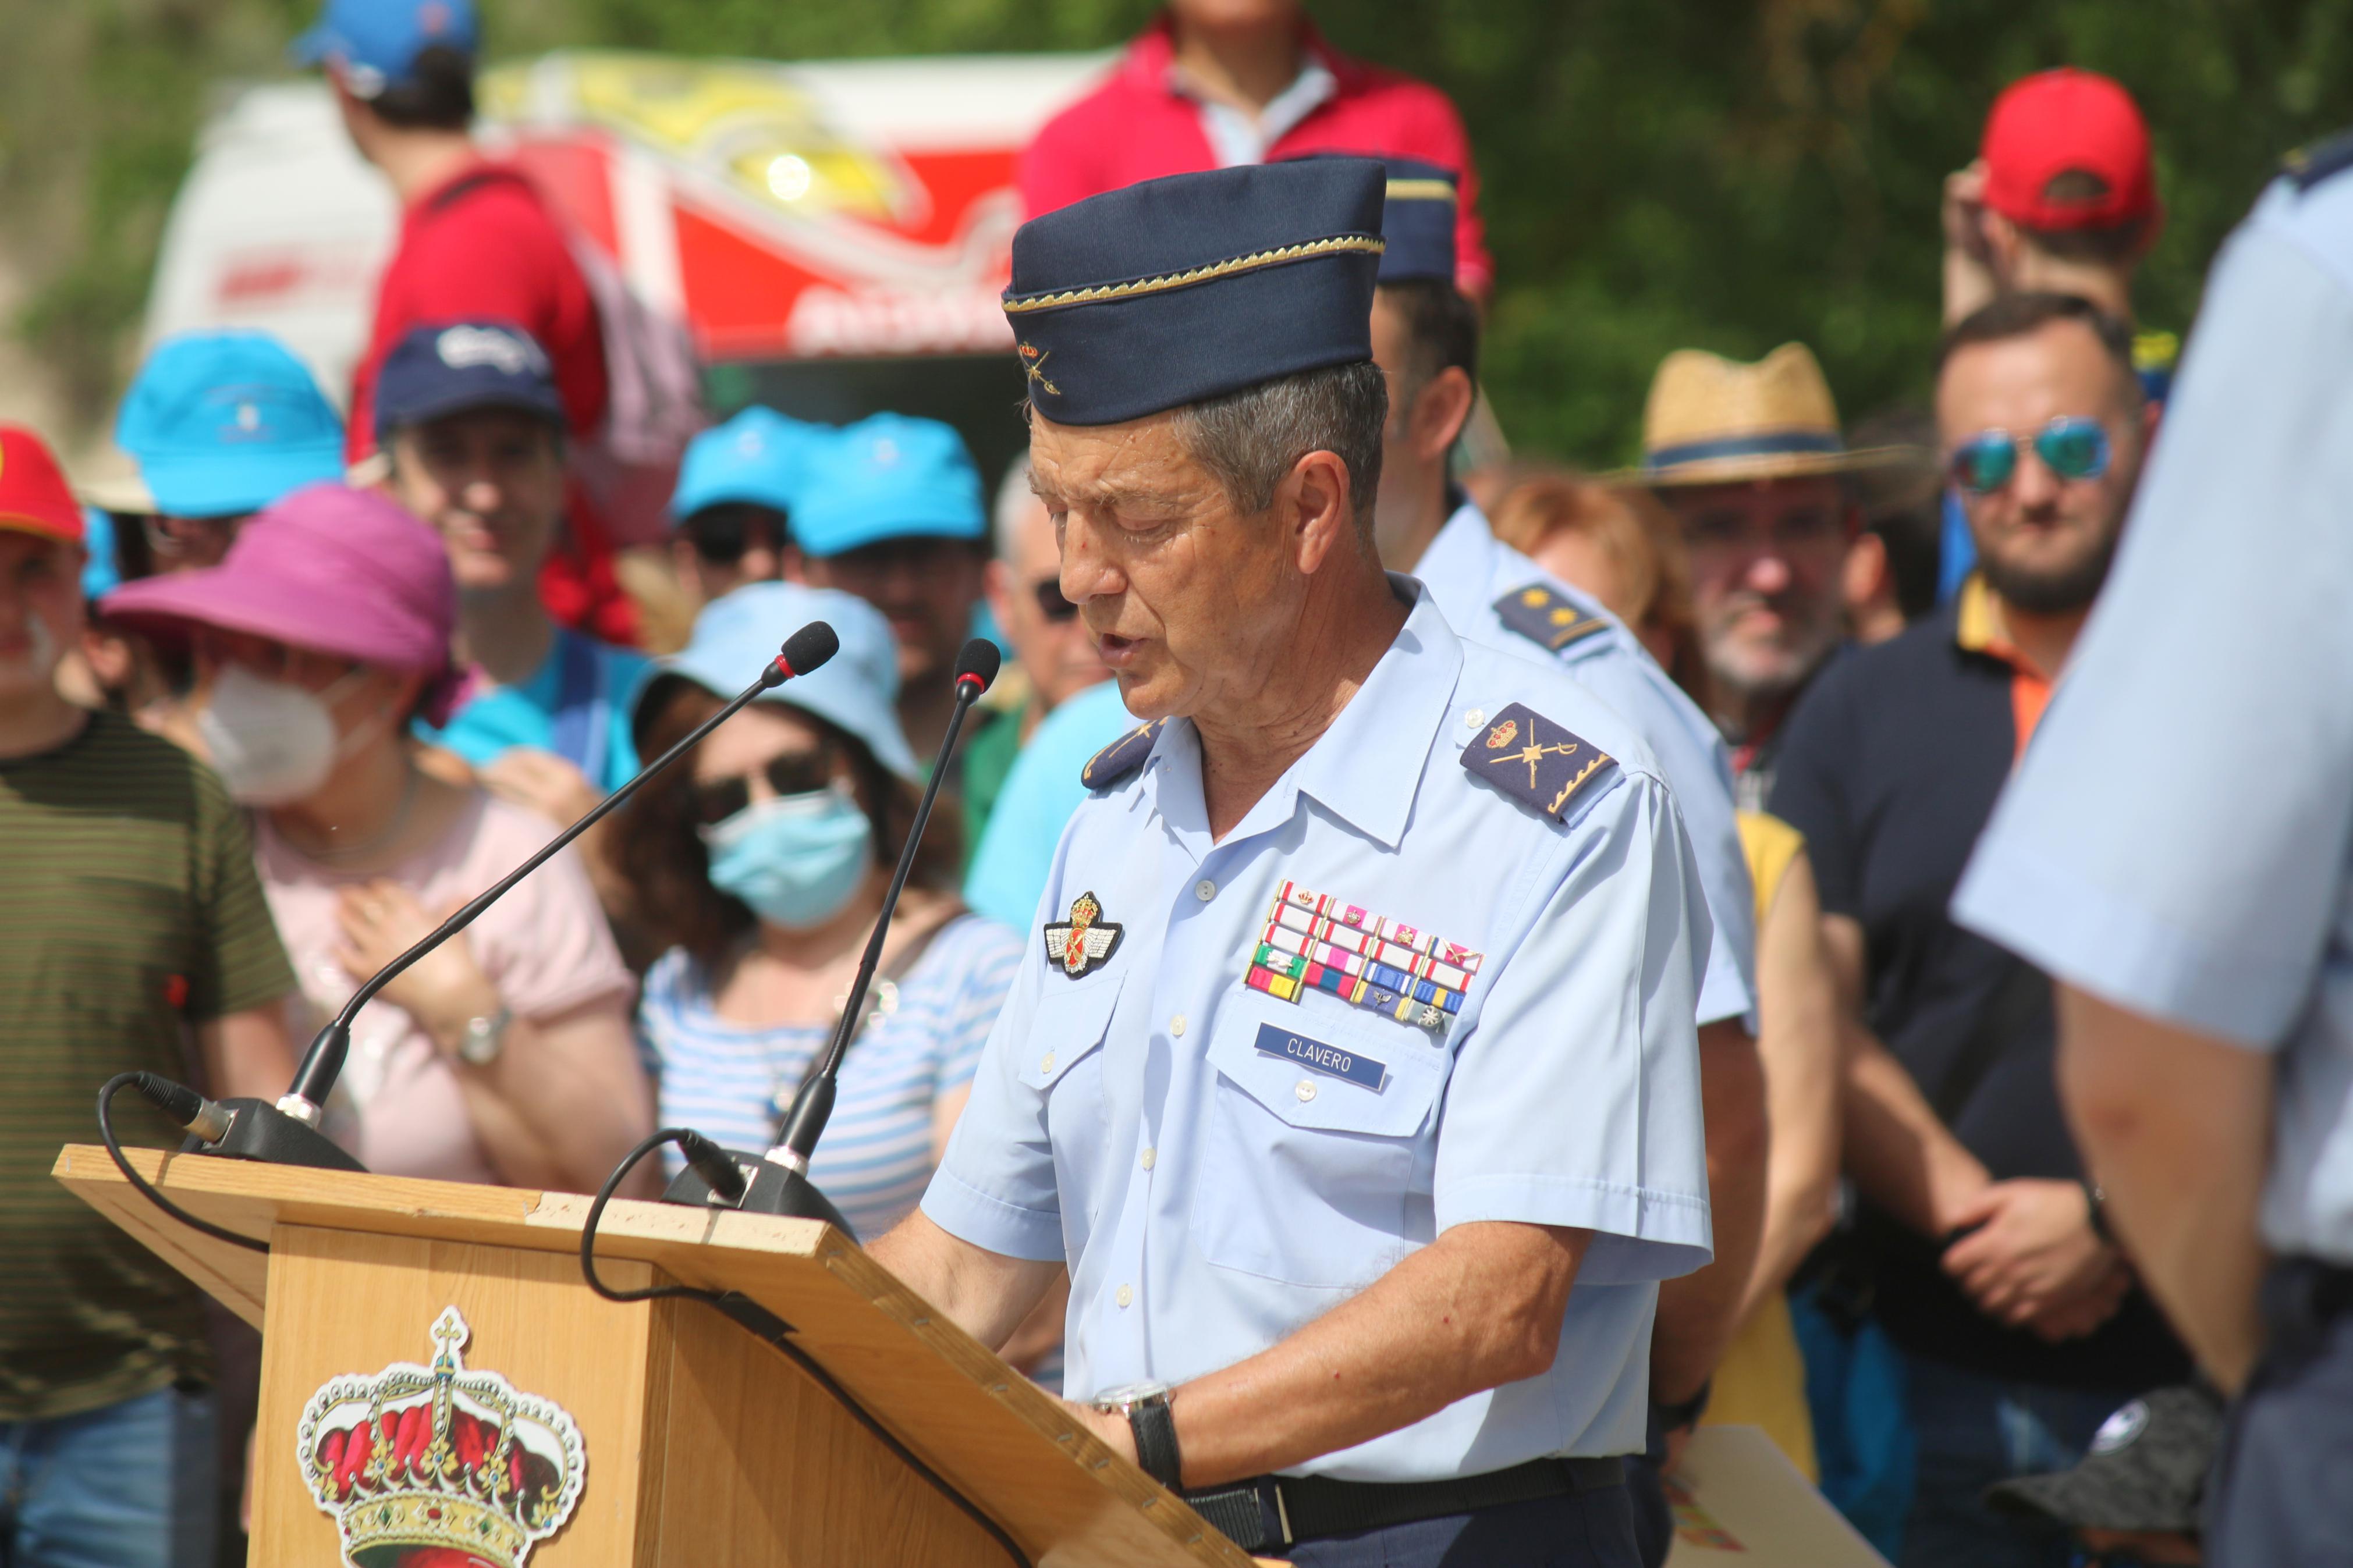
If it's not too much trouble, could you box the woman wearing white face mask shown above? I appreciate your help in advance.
[618,582,1025,1245]
[98,483,654,1194]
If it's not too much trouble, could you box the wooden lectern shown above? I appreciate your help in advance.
[55,1144,1257,1567]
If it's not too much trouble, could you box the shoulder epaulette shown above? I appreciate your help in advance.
[1460,702,1618,822]
[1080,719,1165,791]
[1493,583,1613,655]
[2285,128,2353,193]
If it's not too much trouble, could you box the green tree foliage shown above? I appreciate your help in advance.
[10,1,2353,460]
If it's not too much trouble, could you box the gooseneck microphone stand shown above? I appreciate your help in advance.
[661,638,1003,1232]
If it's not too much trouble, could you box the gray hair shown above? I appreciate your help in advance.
[1169,360,1389,525]
[992,452,1039,560]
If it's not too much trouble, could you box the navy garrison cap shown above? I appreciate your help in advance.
[1002,160,1387,426]
[1371,157,1459,284]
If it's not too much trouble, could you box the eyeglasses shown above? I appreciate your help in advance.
[143,513,245,567]
[691,745,837,827]
[1032,577,1079,624]
[685,504,789,567]
[1949,417,2113,495]
[190,628,354,686]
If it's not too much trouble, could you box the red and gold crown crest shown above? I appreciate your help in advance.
[297,1306,586,1568]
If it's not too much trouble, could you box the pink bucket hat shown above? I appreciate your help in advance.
[100,481,464,724]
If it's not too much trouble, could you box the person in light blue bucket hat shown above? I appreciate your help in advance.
[670,407,820,610]
[786,414,988,770]
[114,329,347,571]
[614,581,1035,1267]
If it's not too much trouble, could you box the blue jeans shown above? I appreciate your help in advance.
[0,1385,217,1568]
[1788,1279,1914,1561]
[1900,1355,2134,1568]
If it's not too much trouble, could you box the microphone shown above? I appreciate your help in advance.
[181,621,843,1173]
[663,638,1003,1231]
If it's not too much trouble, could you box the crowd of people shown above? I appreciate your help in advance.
[0,1,2331,1565]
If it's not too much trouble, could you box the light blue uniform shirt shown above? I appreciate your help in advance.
[925,582,1714,1479]
[1953,170,2353,1265]
[1416,502,1755,1029]
[963,680,1137,930]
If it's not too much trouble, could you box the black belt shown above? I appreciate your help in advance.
[1181,1454,1624,1555]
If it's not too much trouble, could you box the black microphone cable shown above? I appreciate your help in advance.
[96,1072,265,1254]
[580,1129,1032,1568]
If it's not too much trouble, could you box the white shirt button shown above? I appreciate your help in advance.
[1296,1079,1317,1102]
[1464,707,1486,730]
[1169,1014,1187,1037]
[1039,1052,1056,1075]
[1141,1147,1156,1171]
[1194,879,1217,902]
[1116,1284,1134,1308]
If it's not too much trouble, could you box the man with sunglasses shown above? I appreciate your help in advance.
[964,456,1115,853]
[668,406,815,609]
[1768,293,2180,1568]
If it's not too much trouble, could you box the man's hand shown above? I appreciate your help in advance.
[479,747,603,827]
[1940,1179,2118,1330]
[1060,1399,1137,1466]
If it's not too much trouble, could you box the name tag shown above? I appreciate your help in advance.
[1253,1023,1387,1091]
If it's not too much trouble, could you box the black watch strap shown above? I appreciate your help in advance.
[1655,1378,1712,1435]
[1128,1390,1183,1489]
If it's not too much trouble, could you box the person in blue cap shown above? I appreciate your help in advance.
[866,158,1712,1568]
[114,329,348,571]
[378,322,648,909]
[784,413,989,770]
[669,407,814,609]
[1347,155,1767,1564]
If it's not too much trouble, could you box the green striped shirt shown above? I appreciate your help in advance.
[0,712,293,1420]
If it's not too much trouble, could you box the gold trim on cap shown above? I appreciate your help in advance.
[1003,234,1387,315]
[1385,178,1456,201]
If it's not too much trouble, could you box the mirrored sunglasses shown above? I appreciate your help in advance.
[1950,417,2112,495]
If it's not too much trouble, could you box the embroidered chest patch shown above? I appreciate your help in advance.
[1042,890,1123,978]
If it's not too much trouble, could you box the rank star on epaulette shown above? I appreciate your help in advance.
[1462,702,1616,822]
[1493,582,1611,653]
[1042,891,1123,979]
[1080,718,1165,790]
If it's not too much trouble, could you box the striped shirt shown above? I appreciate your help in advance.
[1,712,293,1420]
[639,912,1022,1242]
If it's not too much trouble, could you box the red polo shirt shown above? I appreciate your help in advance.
[1018,16,1493,297]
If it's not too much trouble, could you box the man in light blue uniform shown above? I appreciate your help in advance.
[1352,160,1762,1544]
[1951,135,2353,1563]
[868,159,1712,1568]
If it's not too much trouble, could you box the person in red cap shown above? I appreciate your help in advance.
[0,424,297,1567]
[1943,68,2163,329]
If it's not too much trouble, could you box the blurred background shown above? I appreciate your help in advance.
[6,0,2353,468]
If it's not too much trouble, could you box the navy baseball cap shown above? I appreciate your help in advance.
[1002,160,1387,426]
[293,0,478,97]
[374,323,563,439]
[115,330,346,518]
[790,414,985,559]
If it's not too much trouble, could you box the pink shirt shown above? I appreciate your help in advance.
[256,792,634,1183]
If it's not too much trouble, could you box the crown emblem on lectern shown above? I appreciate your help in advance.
[297,1306,586,1568]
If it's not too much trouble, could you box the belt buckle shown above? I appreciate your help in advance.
[1268,1476,1294,1549]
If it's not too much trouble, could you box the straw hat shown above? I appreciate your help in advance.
[1624,342,1918,486]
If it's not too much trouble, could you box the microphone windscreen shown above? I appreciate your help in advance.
[779,621,840,677]
[954,638,1002,693]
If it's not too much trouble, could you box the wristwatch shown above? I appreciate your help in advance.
[456,1006,512,1068]
[2082,1178,2115,1246]
[1091,1381,1181,1489]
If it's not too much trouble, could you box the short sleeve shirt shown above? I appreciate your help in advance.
[415,628,650,797]
[257,793,635,1183]
[0,713,294,1419]
[924,583,1713,1479]
[640,912,1023,1240]
[1954,168,2353,1265]
[1415,503,1755,1031]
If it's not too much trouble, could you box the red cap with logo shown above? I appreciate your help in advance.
[0,426,86,545]
[1981,68,2159,233]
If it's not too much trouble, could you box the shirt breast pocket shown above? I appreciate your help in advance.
[1196,995,1446,1290]
[1019,972,1124,1245]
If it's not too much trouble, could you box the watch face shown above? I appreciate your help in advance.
[1089,1380,1170,1413]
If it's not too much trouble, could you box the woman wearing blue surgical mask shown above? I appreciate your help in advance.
[617,584,1034,1261]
